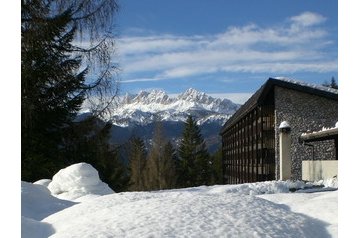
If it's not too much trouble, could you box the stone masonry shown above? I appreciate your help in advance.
[274,86,338,180]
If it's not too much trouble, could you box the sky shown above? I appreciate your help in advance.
[108,0,338,104]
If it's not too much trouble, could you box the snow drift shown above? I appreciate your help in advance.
[21,163,337,238]
[47,163,114,201]
[21,182,75,221]
[21,182,75,238]
[43,188,335,238]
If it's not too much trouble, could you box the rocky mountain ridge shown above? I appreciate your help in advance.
[99,88,239,127]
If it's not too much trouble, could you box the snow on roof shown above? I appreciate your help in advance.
[221,77,337,134]
[279,121,291,129]
[271,77,338,94]
[301,122,338,137]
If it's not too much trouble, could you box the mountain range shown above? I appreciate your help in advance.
[81,88,240,152]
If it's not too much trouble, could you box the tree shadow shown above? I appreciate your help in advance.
[258,198,333,238]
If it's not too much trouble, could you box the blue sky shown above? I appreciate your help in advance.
[110,0,337,104]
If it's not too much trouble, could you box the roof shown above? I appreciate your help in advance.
[220,77,338,135]
[300,127,338,143]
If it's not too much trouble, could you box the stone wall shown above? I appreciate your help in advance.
[274,86,337,180]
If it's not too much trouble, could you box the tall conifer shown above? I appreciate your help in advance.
[177,116,211,187]
[22,2,87,180]
[161,141,178,189]
[21,0,127,193]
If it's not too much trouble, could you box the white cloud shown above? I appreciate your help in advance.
[120,77,164,83]
[207,93,253,105]
[114,12,336,82]
[290,12,327,27]
[222,61,337,74]
[118,36,195,55]
[167,92,253,104]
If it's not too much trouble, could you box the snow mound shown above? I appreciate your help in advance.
[34,179,52,187]
[311,177,338,188]
[48,163,114,201]
[205,180,307,195]
[21,181,75,221]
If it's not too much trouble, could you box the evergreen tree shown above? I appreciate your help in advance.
[128,137,147,191]
[22,1,88,180]
[323,77,338,89]
[21,0,124,188]
[177,116,211,187]
[210,148,223,185]
[161,141,178,189]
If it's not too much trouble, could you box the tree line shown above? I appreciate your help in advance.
[127,116,223,191]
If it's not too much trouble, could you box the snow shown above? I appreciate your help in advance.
[301,122,338,136]
[21,181,75,221]
[22,163,338,238]
[21,217,55,238]
[34,179,52,187]
[279,120,291,129]
[312,177,338,188]
[272,77,338,94]
[259,191,338,237]
[47,163,114,201]
[96,88,239,127]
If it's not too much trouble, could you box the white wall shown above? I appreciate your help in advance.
[302,160,338,181]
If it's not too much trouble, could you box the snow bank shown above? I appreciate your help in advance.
[259,191,338,237]
[22,163,337,237]
[205,180,307,195]
[34,179,52,187]
[43,186,334,238]
[21,181,75,221]
[311,177,338,188]
[21,216,55,238]
[48,163,114,201]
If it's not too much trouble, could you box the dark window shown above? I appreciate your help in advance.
[222,105,275,184]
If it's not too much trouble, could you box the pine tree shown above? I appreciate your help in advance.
[22,2,88,180]
[323,77,338,89]
[210,148,223,184]
[21,0,125,188]
[128,137,147,191]
[161,141,178,189]
[177,116,211,187]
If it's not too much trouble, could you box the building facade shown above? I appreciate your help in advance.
[220,78,338,184]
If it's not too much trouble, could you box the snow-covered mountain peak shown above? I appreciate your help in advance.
[133,90,149,102]
[130,89,171,105]
[147,90,171,104]
[178,88,210,103]
[121,93,135,104]
[96,88,240,127]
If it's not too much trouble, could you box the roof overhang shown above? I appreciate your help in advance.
[300,127,338,143]
[220,77,338,135]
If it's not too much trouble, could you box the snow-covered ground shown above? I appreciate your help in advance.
[22,163,338,238]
